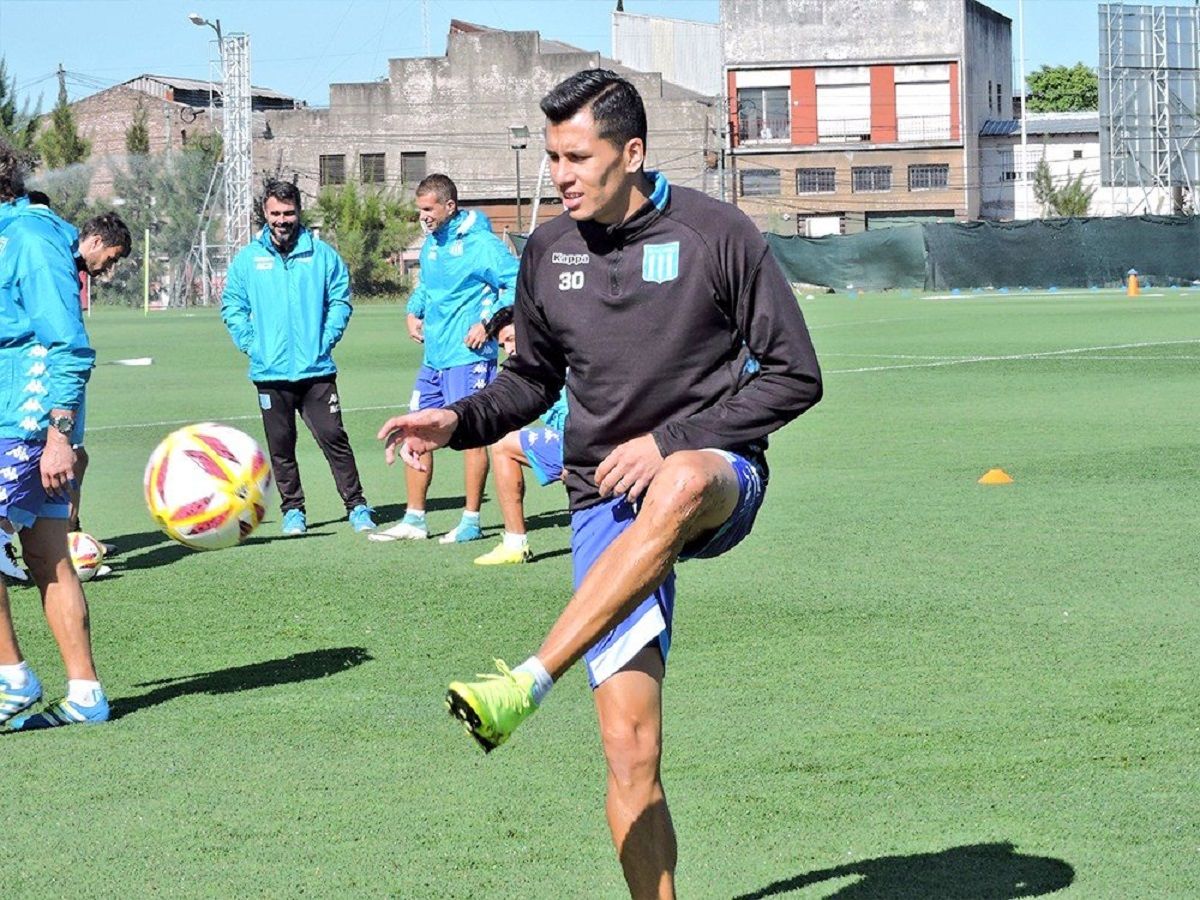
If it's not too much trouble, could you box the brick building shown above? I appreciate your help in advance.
[721,0,1013,233]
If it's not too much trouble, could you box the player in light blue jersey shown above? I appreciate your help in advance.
[0,146,130,731]
[473,305,569,565]
[371,174,518,545]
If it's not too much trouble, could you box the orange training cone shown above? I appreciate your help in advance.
[978,468,1014,485]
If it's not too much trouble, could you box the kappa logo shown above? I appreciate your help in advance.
[20,398,44,413]
[472,378,487,390]
[0,236,7,255]
[328,392,341,414]
[6,445,31,462]
[472,363,487,375]
[642,242,680,284]
[23,379,46,395]
[552,252,590,265]
[0,466,19,482]
[450,241,464,257]
[20,417,38,432]
[0,486,7,502]
[25,362,46,377]
[254,257,274,270]
[27,345,47,358]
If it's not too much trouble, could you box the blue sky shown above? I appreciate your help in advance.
[0,0,1107,109]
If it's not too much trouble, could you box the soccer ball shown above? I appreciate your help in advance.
[144,423,273,551]
[68,531,105,582]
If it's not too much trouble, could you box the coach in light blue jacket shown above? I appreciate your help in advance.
[221,180,375,537]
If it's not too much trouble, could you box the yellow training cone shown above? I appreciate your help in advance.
[978,468,1014,485]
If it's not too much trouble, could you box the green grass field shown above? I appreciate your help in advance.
[4,288,1197,898]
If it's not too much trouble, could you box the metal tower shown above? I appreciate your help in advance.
[221,32,253,250]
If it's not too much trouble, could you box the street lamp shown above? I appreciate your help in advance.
[510,125,530,234]
[188,12,222,42]
[189,12,224,307]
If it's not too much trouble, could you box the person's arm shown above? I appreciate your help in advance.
[406,276,427,320]
[650,224,822,455]
[480,232,520,311]
[220,256,254,353]
[320,250,353,354]
[23,244,94,417]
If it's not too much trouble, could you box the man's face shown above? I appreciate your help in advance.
[264,196,299,249]
[546,109,642,224]
[416,192,455,234]
[498,323,516,357]
[78,235,125,278]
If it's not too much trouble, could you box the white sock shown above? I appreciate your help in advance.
[0,660,31,688]
[404,508,426,521]
[461,510,481,524]
[514,656,553,706]
[502,531,528,550]
[67,679,103,705]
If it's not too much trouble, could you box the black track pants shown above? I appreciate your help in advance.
[254,377,367,513]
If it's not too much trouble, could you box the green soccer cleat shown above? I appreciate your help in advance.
[446,660,536,753]
[473,542,533,566]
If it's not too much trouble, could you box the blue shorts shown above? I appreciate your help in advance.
[0,439,70,530]
[409,361,497,411]
[518,426,564,486]
[576,449,767,688]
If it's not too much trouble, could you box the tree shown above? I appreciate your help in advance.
[314,182,419,295]
[0,56,40,156]
[1026,63,1098,113]
[125,97,150,155]
[35,65,90,169]
[1032,157,1095,218]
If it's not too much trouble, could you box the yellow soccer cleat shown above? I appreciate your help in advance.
[446,660,536,752]
[473,542,533,566]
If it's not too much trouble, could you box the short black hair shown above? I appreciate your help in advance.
[485,304,514,340]
[540,69,647,150]
[27,190,51,207]
[416,173,457,204]
[80,212,133,257]
[263,179,302,211]
[0,140,30,204]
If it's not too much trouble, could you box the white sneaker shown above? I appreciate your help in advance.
[0,537,28,583]
[367,520,429,542]
[93,564,113,579]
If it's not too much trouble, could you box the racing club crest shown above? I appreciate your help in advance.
[641,242,679,284]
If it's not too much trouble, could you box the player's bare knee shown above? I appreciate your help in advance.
[601,718,663,794]
[644,455,722,528]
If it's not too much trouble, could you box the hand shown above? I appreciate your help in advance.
[595,434,664,503]
[406,314,424,344]
[40,432,77,499]
[464,322,488,350]
[377,408,459,470]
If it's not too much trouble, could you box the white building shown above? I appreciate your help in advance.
[980,111,1178,219]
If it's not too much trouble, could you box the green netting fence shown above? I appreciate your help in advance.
[765,216,1200,291]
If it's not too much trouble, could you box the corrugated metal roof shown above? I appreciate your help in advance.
[980,112,1099,137]
[123,74,296,102]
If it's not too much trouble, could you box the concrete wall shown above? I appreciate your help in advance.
[613,11,723,97]
[962,0,1013,218]
[722,0,966,66]
[264,28,714,230]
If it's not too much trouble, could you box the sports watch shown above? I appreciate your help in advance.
[49,414,76,437]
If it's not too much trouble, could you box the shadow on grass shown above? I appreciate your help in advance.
[109,646,372,720]
[92,527,172,557]
[526,509,571,531]
[734,842,1074,899]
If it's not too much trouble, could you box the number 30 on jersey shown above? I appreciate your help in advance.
[558,271,585,291]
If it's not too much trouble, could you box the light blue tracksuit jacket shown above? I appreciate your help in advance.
[0,197,93,440]
[406,208,518,371]
[222,225,352,383]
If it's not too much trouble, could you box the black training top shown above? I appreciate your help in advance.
[448,178,823,511]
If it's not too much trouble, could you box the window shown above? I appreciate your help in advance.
[908,163,950,190]
[739,168,781,197]
[998,148,1036,182]
[894,63,951,141]
[796,167,836,194]
[988,79,993,113]
[319,154,346,186]
[816,67,870,142]
[851,166,892,192]
[400,151,427,187]
[360,153,386,184]
[1073,149,1084,160]
[737,87,789,142]
[996,83,1003,114]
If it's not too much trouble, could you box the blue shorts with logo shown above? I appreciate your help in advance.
[518,426,564,486]
[410,361,497,411]
[575,449,767,688]
[0,439,70,530]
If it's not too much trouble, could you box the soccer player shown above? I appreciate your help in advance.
[377,70,822,896]
[222,180,376,536]
[369,174,518,545]
[472,304,568,566]
[0,142,131,730]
